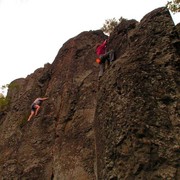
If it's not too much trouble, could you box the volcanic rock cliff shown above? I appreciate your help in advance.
[0,7,179,180]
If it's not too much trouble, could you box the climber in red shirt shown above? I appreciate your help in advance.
[96,39,107,56]
[96,39,114,79]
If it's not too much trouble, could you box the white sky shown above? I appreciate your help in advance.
[0,0,179,92]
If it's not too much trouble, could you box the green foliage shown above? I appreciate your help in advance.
[166,0,180,13]
[102,1,180,35]
[0,96,9,111]
[101,17,125,35]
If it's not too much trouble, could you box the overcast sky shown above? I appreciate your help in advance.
[0,0,179,93]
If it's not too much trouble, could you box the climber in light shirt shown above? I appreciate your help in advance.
[27,97,48,121]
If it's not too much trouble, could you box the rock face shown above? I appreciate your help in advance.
[95,7,180,180]
[0,7,179,180]
[0,30,105,179]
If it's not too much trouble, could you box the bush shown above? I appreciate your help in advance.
[0,96,9,111]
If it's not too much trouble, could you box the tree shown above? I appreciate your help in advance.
[101,1,180,35]
[166,0,180,13]
[101,17,124,35]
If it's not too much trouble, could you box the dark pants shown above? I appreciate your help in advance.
[99,50,114,77]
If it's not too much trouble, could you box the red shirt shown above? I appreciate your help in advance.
[96,40,107,56]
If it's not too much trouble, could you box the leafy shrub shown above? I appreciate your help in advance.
[0,96,9,111]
